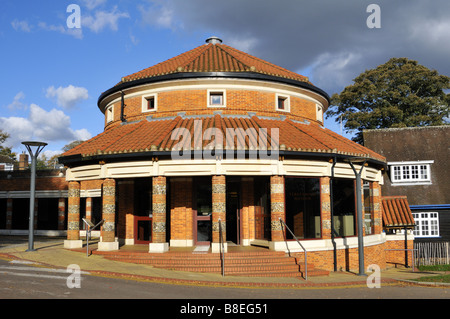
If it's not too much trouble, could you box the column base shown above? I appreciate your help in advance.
[269,241,287,251]
[211,242,227,253]
[170,239,194,247]
[97,241,119,251]
[64,240,83,249]
[149,242,169,253]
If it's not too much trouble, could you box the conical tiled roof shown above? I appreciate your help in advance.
[118,40,310,85]
[61,114,385,163]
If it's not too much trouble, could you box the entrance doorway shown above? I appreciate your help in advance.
[194,177,212,245]
[226,180,241,245]
[134,178,152,244]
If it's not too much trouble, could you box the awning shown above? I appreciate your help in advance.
[381,196,415,229]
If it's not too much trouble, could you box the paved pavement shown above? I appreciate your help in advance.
[0,236,448,289]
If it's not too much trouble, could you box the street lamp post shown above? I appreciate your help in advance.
[22,141,47,252]
[344,157,368,276]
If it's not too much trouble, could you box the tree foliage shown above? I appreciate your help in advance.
[327,57,450,144]
[0,130,17,162]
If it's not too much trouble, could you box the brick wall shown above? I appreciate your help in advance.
[170,178,193,241]
[105,88,319,130]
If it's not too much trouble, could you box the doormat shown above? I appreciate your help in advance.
[193,246,210,254]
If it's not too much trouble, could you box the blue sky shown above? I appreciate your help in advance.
[1,0,449,160]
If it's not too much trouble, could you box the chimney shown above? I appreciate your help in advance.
[19,152,29,170]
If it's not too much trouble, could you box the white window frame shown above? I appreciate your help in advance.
[275,94,290,112]
[142,93,158,113]
[207,89,226,107]
[316,103,323,122]
[106,105,114,123]
[412,212,440,238]
[388,160,433,186]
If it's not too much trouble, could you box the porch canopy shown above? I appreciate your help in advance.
[381,196,415,229]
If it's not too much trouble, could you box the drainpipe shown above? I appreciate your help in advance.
[330,157,337,272]
[120,91,126,122]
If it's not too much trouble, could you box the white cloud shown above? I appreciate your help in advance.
[307,51,363,94]
[38,21,83,40]
[11,19,32,32]
[82,6,129,33]
[0,104,92,149]
[46,85,89,109]
[139,1,177,30]
[82,0,108,10]
[7,92,27,111]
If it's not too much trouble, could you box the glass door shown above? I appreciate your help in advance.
[194,177,212,245]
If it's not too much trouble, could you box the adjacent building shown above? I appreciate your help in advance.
[364,126,450,242]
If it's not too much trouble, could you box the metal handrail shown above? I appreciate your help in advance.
[218,218,225,276]
[279,218,308,280]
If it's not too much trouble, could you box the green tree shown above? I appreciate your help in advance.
[0,130,17,162]
[327,57,450,144]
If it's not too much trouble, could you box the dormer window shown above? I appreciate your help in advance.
[316,104,323,122]
[106,105,114,123]
[276,94,290,112]
[142,94,157,112]
[207,90,226,107]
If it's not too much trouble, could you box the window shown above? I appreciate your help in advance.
[207,90,226,107]
[331,178,356,237]
[389,161,432,185]
[106,105,114,123]
[412,212,439,238]
[276,94,290,112]
[285,177,321,239]
[142,94,157,112]
[316,104,323,122]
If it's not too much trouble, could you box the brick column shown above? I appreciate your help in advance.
[212,175,226,253]
[6,198,12,230]
[64,181,83,248]
[371,181,382,234]
[98,178,119,251]
[149,176,168,253]
[270,175,285,250]
[320,177,331,239]
[58,198,65,230]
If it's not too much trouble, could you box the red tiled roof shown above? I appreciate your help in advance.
[382,196,415,229]
[61,115,386,162]
[119,43,310,85]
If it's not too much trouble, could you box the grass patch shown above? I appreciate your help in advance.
[418,264,450,272]
[414,264,450,283]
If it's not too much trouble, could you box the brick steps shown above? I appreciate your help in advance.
[93,249,329,278]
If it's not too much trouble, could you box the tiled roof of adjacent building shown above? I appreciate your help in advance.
[60,114,386,163]
[382,196,415,229]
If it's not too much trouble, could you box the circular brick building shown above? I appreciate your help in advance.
[59,37,392,271]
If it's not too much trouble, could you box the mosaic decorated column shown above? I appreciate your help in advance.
[270,175,285,247]
[320,177,331,239]
[98,178,119,251]
[371,181,383,234]
[64,181,82,248]
[212,175,226,253]
[149,176,168,253]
